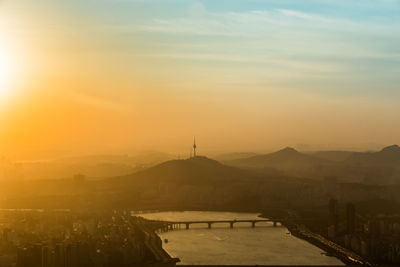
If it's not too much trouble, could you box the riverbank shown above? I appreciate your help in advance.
[287,223,370,266]
[259,212,372,266]
[136,221,180,265]
[140,211,346,266]
[136,208,370,266]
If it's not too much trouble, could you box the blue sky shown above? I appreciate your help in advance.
[77,0,400,96]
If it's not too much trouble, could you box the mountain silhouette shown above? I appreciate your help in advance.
[226,147,330,174]
[215,152,259,161]
[381,144,400,154]
[114,156,257,187]
[346,145,400,166]
[311,151,354,162]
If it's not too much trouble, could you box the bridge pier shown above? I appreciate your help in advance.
[208,222,212,229]
[273,221,277,227]
[252,221,256,228]
[186,223,189,230]
[230,222,234,228]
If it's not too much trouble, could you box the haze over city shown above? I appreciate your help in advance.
[1,0,400,160]
[1,1,400,267]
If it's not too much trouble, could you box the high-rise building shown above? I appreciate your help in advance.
[65,244,78,267]
[329,198,339,235]
[54,244,65,267]
[346,203,356,234]
[41,246,51,267]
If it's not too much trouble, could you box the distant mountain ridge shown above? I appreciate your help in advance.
[310,151,354,162]
[345,145,400,166]
[215,152,259,161]
[224,145,400,184]
[2,147,400,210]
[226,147,330,173]
[1,152,176,180]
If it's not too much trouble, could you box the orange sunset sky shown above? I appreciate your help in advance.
[0,0,399,160]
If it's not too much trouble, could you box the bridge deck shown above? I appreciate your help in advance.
[165,219,275,224]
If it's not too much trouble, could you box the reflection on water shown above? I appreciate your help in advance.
[140,211,344,266]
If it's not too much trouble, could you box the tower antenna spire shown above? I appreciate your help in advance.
[193,136,197,158]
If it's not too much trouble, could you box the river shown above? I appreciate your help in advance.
[139,211,344,265]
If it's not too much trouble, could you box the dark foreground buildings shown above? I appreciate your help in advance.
[0,210,170,267]
[326,199,400,264]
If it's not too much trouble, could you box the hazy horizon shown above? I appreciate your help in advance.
[0,142,396,162]
[1,0,399,160]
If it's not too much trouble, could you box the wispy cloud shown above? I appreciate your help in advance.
[126,7,399,68]
[131,7,399,36]
[66,91,130,113]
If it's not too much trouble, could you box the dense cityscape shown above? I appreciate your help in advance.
[0,193,400,266]
[326,200,400,264]
[0,210,174,267]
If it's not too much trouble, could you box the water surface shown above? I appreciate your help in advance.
[140,211,344,266]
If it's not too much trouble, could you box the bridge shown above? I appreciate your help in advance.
[161,219,281,231]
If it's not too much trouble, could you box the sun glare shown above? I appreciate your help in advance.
[0,44,14,101]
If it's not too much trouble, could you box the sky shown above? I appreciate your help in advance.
[0,0,399,159]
